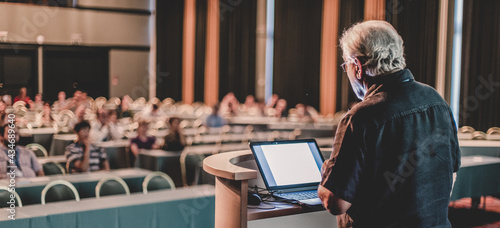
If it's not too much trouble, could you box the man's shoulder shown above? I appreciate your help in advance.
[66,142,83,151]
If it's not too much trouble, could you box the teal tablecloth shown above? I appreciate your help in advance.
[0,185,215,228]
[0,168,151,205]
[451,156,500,200]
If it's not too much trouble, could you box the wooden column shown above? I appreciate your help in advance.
[204,0,220,106]
[183,0,196,104]
[320,0,340,115]
[435,0,450,100]
[364,0,385,21]
[255,0,267,102]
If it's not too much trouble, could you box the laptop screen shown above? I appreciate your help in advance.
[250,139,324,191]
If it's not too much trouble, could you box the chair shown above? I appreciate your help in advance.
[180,151,206,187]
[459,126,476,133]
[41,180,80,205]
[487,127,500,140]
[142,172,176,194]
[0,186,22,208]
[42,162,65,175]
[26,143,48,157]
[162,97,175,106]
[95,176,130,198]
[472,131,487,140]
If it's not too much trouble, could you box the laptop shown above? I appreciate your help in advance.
[249,139,325,206]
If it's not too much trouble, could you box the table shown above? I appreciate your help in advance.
[19,128,58,151]
[451,156,500,200]
[136,147,222,187]
[459,140,500,157]
[49,134,77,156]
[136,150,184,186]
[37,155,67,167]
[0,185,215,228]
[95,140,131,169]
[0,168,152,205]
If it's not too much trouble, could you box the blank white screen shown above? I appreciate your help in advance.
[261,143,321,186]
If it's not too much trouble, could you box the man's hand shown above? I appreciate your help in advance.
[318,185,352,215]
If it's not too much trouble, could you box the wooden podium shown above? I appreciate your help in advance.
[203,149,337,228]
[203,150,257,228]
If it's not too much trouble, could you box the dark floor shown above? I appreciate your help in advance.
[449,197,500,228]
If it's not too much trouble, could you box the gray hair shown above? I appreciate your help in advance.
[340,20,406,76]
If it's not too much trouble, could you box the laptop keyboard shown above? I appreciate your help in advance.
[276,190,318,200]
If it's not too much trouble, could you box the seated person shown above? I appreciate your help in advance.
[41,102,53,127]
[30,93,44,112]
[52,91,69,111]
[0,125,44,178]
[204,104,226,128]
[116,95,133,119]
[67,105,87,130]
[130,121,157,166]
[89,108,122,142]
[65,121,110,173]
[13,87,32,106]
[163,117,187,151]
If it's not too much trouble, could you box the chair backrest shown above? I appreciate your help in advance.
[42,162,66,175]
[26,143,48,157]
[142,172,176,194]
[41,180,80,205]
[95,176,130,198]
[0,186,22,208]
[180,152,205,187]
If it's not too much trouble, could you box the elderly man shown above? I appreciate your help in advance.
[318,21,460,227]
[0,125,44,178]
[65,121,110,173]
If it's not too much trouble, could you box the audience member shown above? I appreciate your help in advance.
[31,93,44,111]
[117,95,133,118]
[0,100,6,113]
[65,121,110,173]
[149,104,162,119]
[68,105,87,129]
[107,109,123,138]
[205,104,226,128]
[90,108,121,142]
[220,92,240,116]
[163,117,186,151]
[41,102,53,126]
[64,90,82,111]
[0,125,44,178]
[274,99,288,117]
[2,94,12,106]
[130,121,157,166]
[13,87,32,106]
[53,91,69,111]
[266,94,279,108]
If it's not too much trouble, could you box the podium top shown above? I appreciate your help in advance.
[203,150,258,181]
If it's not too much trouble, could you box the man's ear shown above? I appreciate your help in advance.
[354,58,363,80]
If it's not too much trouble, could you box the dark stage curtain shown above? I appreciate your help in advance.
[273,0,322,110]
[337,0,364,111]
[218,0,257,103]
[386,0,439,88]
[459,0,500,131]
[194,0,207,102]
[156,0,184,101]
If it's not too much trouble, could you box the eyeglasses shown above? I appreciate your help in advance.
[340,62,348,72]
